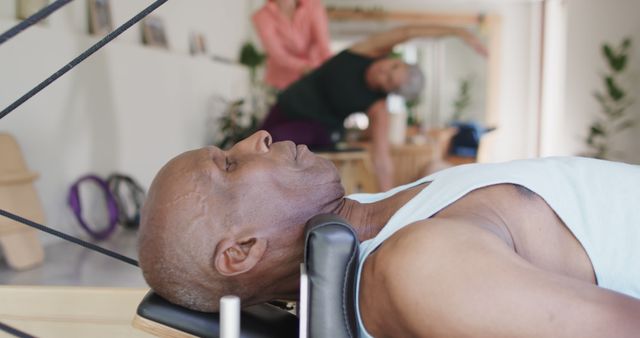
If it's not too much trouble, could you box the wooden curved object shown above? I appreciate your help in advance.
[0,133,45,270]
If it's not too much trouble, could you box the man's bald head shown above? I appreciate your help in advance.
[137,147,228,311]
[138,131,344,311]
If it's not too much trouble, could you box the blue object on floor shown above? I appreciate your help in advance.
[449,121,495,157]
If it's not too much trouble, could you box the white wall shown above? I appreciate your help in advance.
[559,0,640,163]
[0,1,250,242]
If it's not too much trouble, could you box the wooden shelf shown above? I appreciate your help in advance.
[327,8,485,27]
[0,18,236,66]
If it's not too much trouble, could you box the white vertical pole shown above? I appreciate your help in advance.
[299,263,309,338]
[540,0,568,157]
[220,295,240,338]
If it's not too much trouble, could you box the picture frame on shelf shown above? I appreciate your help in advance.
[142,16,169,49]
[189,32,207,56]
[88,0,113,35]
[16,0,49,20]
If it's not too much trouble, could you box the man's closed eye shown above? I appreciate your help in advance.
[225,158,236,171]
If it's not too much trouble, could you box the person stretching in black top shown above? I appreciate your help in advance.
[261,25,487,190]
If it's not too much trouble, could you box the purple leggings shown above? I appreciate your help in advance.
[260,105,334,148]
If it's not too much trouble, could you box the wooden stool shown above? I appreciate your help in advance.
[0,133,45,270]
[423,127,460,175]
[389,127,458,186]
[317,150,377,194]
[390,143,436,186]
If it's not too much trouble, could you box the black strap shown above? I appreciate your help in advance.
[0,0,170,121]
[0,321,36,338]
[107,174,146,229]
[0,0,74,46]
[0,209,138,267]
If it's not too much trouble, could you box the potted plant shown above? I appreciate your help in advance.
[215,98,259,150]
[239,41,266,84]
[212,42,270,149]
[451,76,472,122]
[584,38,635,159]
[448,76,491,158]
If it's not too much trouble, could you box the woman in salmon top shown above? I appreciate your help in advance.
[252,0,332,90]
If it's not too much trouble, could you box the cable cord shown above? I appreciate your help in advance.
[0,3,174,337]
[0,321,36,338]
[0,209,139,267]
[0,0,74,46]
[0,0,170,120]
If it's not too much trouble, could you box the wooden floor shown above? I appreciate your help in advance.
[0,286,154,338]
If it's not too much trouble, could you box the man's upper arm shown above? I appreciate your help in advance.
[377,221,640,337]
[366,100,393,191]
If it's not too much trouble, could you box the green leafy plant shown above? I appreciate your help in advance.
[585,38,635,159]
[451,76,473,121]
[216,99,259,149]
[239,41,266,83]
[214,42,268,148]
[406,98,420,126]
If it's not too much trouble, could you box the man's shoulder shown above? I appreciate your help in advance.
[361,219,502,336]
[372,218,509,278]
[372,220,461,271]
[345,45,377,59]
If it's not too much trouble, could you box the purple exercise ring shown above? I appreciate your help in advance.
[67,174,119,241]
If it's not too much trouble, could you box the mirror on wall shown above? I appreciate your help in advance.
[326,8,497,131]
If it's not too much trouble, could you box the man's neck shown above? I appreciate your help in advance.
[333,182,429,242]
[252,182,427,302]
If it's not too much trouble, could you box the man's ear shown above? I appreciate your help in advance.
[214,237,267,277]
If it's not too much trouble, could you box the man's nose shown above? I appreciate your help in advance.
[239,130,272,154]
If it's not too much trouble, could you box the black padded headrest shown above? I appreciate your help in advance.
[304,214,360,338]
[134,214,359,338]
[135,291,298,338]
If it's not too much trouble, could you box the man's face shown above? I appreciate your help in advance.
[366,58,409,93]
[151,130,344,240]
[139,131,344,311]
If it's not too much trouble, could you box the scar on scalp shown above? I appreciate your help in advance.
[162,191,208,208]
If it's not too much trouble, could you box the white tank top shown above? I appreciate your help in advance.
[349,157,640,338]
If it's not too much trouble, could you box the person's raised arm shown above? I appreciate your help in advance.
[367,99,394,191]
[350,25,487,58]
[363,219,640,337]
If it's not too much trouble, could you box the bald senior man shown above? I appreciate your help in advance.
[138,131,640,337]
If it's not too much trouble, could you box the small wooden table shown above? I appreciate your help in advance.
[318,128,465,193]
[0,286,153,338]
[390,143,437,186]
[317,150,378,194]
